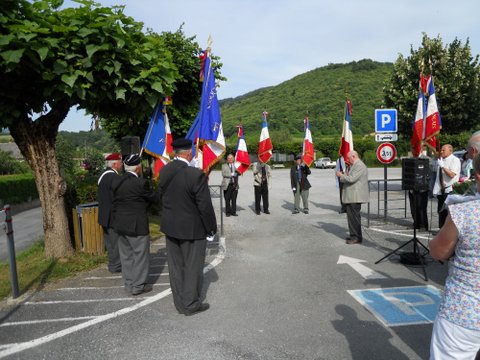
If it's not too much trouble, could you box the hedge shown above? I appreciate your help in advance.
[0,174,38,205]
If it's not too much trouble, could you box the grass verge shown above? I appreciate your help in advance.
[0,240,107,300]
[0,218,163,300]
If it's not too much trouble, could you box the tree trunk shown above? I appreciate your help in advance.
[9,102,74,258]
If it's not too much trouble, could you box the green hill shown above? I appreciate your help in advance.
[219,59,393,144]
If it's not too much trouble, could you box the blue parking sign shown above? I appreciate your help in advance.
[375,109,397,133]
[348,285,442,327]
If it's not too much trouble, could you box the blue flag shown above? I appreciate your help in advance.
[142,103,167,158]
[186,50,225,171]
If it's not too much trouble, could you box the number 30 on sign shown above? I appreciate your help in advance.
[376,142,397,164]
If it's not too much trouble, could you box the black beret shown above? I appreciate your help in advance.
[172,138,192,150]
[124,153,141,166]
[295,154,302,160]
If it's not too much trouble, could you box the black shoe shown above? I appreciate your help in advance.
[292,209,299,214]
[184,303,210,316]
[304,209,309,214]
[346,239,362,245]
[132,285,153,296]
[232,213,238,216]
[256,211,261,215]
[264,210,270,214]
[109,268,122,274]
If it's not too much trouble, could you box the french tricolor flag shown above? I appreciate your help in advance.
[258,111,273,163]
[411,80,425,157]
[302,116,314,166]
[141,102,173,179]
[339,99,353,160]
[153,111,173,178]
[234,126,251,174]
[424,76,442,151]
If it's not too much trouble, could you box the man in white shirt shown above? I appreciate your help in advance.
[432,144,461,228]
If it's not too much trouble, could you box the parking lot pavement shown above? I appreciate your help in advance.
[0,234,224,358]
[0,167,450,359]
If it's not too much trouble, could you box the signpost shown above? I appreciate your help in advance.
[376,142,397,164]
[375,133,398,142]
[375,109,398,133]
[375,109,398,220]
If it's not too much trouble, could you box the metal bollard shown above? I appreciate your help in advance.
[2,205,19,298]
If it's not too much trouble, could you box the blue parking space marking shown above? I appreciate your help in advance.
[348,285,442,327]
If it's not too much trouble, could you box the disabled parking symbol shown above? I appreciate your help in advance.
[348,285,442,327]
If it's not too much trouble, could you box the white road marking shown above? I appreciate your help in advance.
[24,298,147,305]
[0,317,98,327]
[368,227,431,241]
[0,238,226,358]
[337,255,387,280]
[56,283,170,291]
[84,273,169,280]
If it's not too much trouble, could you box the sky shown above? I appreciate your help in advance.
[60,0,480,132]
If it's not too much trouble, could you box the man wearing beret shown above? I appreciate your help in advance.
[158,138,217,316]
[97,152,123,273]
[290,154,311,214]
[112,154,158,295]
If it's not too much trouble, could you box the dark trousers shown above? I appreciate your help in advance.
[224,183,238,215]
[254,184,269,212]
[339,183,347,213]
[166,236,207,313]
[103,227,121,272]
[118,234,150,294]
[437,193,449,228]
[408,190,429,230]
[346,203,362,241]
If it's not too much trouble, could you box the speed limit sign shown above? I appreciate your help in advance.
[376,142,396,164]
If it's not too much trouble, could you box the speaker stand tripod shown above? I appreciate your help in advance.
[375,192,430,281]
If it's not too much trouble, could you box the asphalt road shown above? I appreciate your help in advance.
[0,207,43,261]
[0,167,448,359]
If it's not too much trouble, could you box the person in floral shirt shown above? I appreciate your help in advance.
[429,153,480,359]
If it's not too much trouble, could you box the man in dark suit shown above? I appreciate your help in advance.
[112,154,157,295]
[158,138,217,316]
[97,152,123,273]
[290,154,311,214]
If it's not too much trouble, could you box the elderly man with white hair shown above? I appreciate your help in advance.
[335,150,369,244]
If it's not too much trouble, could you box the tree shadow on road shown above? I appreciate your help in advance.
[331,304,410,360]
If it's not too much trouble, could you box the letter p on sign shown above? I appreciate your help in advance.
[375,109,397,133]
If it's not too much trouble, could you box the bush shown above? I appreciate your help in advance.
[0,150,30,175]
[0,174,38,204]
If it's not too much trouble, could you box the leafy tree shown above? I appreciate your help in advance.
[102,27,225,140]
[0,0,179,258]
[384,34,480,139]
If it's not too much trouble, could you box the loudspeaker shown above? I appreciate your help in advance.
[120,136,140,156]
[402,158,430,191]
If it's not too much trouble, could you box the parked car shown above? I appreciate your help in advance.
[453,149,467,160]
[314,157,336,169]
